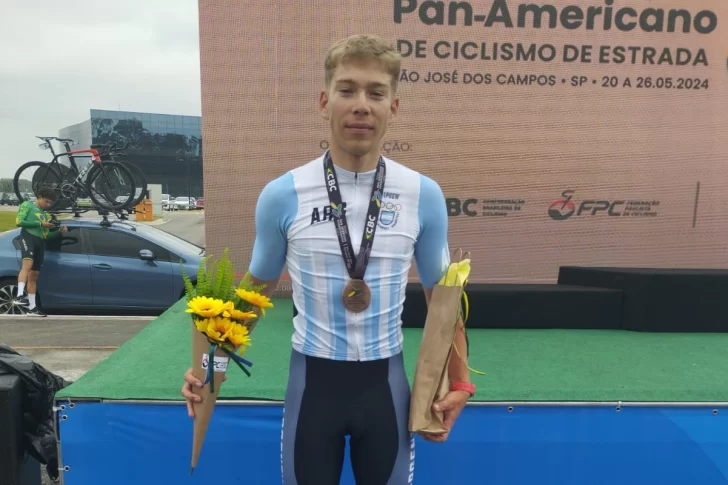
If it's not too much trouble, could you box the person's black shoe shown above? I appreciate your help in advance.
[26,308,47,317]
[13,296,28,306]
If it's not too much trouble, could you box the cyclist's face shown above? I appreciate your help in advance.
[320,59,399,157]
[37,197,52,210]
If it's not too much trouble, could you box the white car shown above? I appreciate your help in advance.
[173,196,196,211]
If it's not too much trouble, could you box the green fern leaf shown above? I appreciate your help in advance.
[221,269,234,302]
[223,250,237,302]
[196,256,210,297]
[206,259,219,299]
[238,272,252,290]
[180,261,196,301]
[212,261,225,299]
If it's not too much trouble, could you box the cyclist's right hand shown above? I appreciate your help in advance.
[181,367,203,417]
[180,367,226,418]
[41,221,55,228]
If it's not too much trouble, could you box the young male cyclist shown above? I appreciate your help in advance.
[14,188,67,316]
[181,34,474,484]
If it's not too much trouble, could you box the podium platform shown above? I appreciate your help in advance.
[401,283,623,330]
[558,266,728,332]
[52,299,728,484]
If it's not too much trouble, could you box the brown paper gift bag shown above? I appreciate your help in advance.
[409,250,469,435]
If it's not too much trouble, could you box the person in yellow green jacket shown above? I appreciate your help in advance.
[13,188,67,316]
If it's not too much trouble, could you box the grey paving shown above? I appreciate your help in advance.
[0,317,152,349]
[158,210,205,246]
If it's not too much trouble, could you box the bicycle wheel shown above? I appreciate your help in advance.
[13,161,74,210]
[14,161,49,202]
[86,162,136,211]
[121,161,148,208]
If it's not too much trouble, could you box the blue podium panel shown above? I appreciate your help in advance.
[57,401,728,484]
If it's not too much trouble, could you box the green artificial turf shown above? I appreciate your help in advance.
[55,298,728,402]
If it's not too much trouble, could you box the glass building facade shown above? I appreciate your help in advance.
[58,109,203,198]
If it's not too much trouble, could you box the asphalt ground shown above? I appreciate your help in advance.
[156,208,205,246]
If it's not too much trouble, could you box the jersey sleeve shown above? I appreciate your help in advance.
[414,175,450,289]
[15,202,39,229]
[248,172,298,281]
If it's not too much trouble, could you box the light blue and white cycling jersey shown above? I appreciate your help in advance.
[249,153,450,362]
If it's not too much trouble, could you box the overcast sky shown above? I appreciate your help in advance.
[0,0,201,179]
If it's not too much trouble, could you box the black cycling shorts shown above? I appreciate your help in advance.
[281,349,414,485]
[19,231,45,271]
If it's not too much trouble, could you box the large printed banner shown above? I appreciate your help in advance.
[199,0,728,285]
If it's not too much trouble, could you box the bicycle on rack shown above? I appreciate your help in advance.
[13,136,136,212]
[55,138,149,211]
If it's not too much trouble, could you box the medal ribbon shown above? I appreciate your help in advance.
[323,150,386,280]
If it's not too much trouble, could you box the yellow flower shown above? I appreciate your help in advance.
[209,317,236,343]
[194,317,210,334]
[185,296,230,319]
[235,289,274,315]
[223,308,258,322]
[195,316,252,351]
[227,324,252,350]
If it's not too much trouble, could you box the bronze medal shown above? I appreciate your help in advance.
[342,279,371,313]
[323,151,386,314]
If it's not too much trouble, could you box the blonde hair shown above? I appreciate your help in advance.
[324,34,402,93]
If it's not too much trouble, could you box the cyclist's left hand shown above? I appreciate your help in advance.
[418,390,470,443]
[60,226,68,232]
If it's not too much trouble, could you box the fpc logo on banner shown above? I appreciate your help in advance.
[547,190,660,220]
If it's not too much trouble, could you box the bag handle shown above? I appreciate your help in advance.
[460,251,471,287]
[452,290,486,376]
[449,249,485,376]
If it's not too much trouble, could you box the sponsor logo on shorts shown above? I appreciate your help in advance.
[408,433,415,483]
[280,412,285,482]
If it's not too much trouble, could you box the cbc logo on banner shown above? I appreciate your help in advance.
[447,197,525,217]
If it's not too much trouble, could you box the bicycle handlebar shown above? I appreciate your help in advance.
[104,141,129,155]
[90,141,130,155]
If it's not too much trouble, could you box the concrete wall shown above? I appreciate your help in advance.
[146,184,163,218]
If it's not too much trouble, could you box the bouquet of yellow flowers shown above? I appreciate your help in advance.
[181,248,274,474]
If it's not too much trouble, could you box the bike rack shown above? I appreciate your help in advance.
[96,209,136,229]
[48,207,93,218]
[48,204,136,228]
